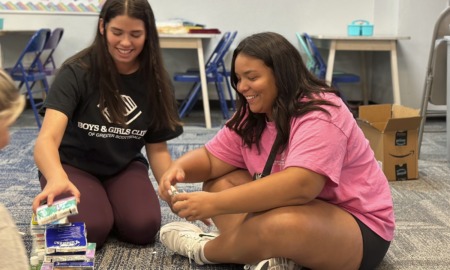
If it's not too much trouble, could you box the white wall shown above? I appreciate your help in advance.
[0,0,448,108]
[397,0,448,109]
[0,12,97,68]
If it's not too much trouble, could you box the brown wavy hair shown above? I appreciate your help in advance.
[63,0,180,130]
[227,32,342,153]
[0,69,25,126]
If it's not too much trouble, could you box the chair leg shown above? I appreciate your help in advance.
[29,80,49,100]
[224,74,236,111]
[177,86,193,114]
[215,81,230,119]
[418,75,433,158]
[24,80,42,129]
[179,82,202,118]
[21,76,49,129]
[178,82,199,117]
[184,88,202,117]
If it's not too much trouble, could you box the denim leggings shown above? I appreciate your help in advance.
[39,161,161,248]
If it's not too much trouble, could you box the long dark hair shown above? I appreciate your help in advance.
[227,32,340,153]
[63,0,180,130]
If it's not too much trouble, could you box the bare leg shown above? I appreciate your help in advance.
[203,200,363,270]
[202,169,252,233]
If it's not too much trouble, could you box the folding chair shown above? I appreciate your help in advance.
[302,33,365,104]
[4,28,51,129]
[40,28,64,76]
[418,6,450,157]
[174,31,237,119]
[295,32,317,72]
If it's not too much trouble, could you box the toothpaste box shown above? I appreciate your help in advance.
[41,262,94,270]
[52,261,95,269]
[44,243,96,263]
[40,262,54,270]
[30,213,69,235]
[45,222,87,254]
[36,196,78,225]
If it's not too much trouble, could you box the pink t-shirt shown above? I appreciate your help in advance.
[205,93,395,241]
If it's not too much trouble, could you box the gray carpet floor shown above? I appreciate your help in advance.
[0,118,449,269]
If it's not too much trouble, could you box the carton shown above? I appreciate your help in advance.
[357,104,422,181]
[36,196,78,225]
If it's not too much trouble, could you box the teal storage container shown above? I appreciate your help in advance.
[347,20,374,36]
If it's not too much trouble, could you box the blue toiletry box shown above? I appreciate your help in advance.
[348,20,374,36]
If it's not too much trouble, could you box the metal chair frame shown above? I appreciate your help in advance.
[5,28,51,129]
[418,6,450,157]
[174,31,237,119]
[302,33,361,85]
[41,27,64,76]
[296,32,318,73]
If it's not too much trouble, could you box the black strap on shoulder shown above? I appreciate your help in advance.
[260,133,281,178]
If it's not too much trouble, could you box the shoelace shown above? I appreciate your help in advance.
[177,232,205,265]
[243,257,294,270]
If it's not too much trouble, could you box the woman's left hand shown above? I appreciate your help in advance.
[171,191,216,224]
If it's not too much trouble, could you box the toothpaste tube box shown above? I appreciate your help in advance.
[44,242,96,263]
[45,222,87,254]
[53,261,94,269]
[30,213,69,235]
[36,196,78,225]
[40,262,54,270]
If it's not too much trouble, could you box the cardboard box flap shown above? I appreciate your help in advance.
[367,121,388,132]
[392,104,420,118]
[384,117,422,131]
[358,104,392,122]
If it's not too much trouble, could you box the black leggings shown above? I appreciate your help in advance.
[354,215,391,270]
[39,161,161,248]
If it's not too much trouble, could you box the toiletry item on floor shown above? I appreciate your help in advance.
[36,196,78,225]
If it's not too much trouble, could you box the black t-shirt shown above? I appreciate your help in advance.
[42,60,183,178]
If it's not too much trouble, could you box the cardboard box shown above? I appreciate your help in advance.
[357,104,422,181]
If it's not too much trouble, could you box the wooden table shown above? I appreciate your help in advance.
[159,33,219,129]
[309,35,410,105]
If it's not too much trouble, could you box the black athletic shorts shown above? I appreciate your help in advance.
[353,215,391,270]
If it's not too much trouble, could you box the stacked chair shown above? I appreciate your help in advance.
[174,31,238,119]
[295,32,318,72]
[5,28,51,129]
[299,33,366,105]
[5,27,64,129]
[41,28,64,76]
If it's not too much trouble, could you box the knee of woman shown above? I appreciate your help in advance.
[116,216,161,245]
[203,170,252,192]
[251,209,311,237]
[84,219,113,248]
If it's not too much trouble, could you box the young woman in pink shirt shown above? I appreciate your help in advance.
[158,32,394,270]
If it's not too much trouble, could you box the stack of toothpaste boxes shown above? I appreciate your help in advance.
[30,196,96,270]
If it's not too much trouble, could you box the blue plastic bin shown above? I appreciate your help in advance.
[347,20,374,36]
[361,24,374,36]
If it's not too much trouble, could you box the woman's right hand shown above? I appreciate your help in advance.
[31,178,81,213]
[158,166,186,204]
[158,166,212,226]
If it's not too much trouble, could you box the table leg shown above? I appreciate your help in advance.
[447,76,450,163]
[196,40,212,129]
[360,51,369,104]
[325,41,336,86]
[446,37,450,163]
[390,41,401,104]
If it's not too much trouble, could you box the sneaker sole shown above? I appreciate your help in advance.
[160,222,204,235]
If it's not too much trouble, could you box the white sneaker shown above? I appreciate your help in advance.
[244,258,301,270]
[159,222,216,265]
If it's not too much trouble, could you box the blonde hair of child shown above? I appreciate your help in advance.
[0,69,25,126]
